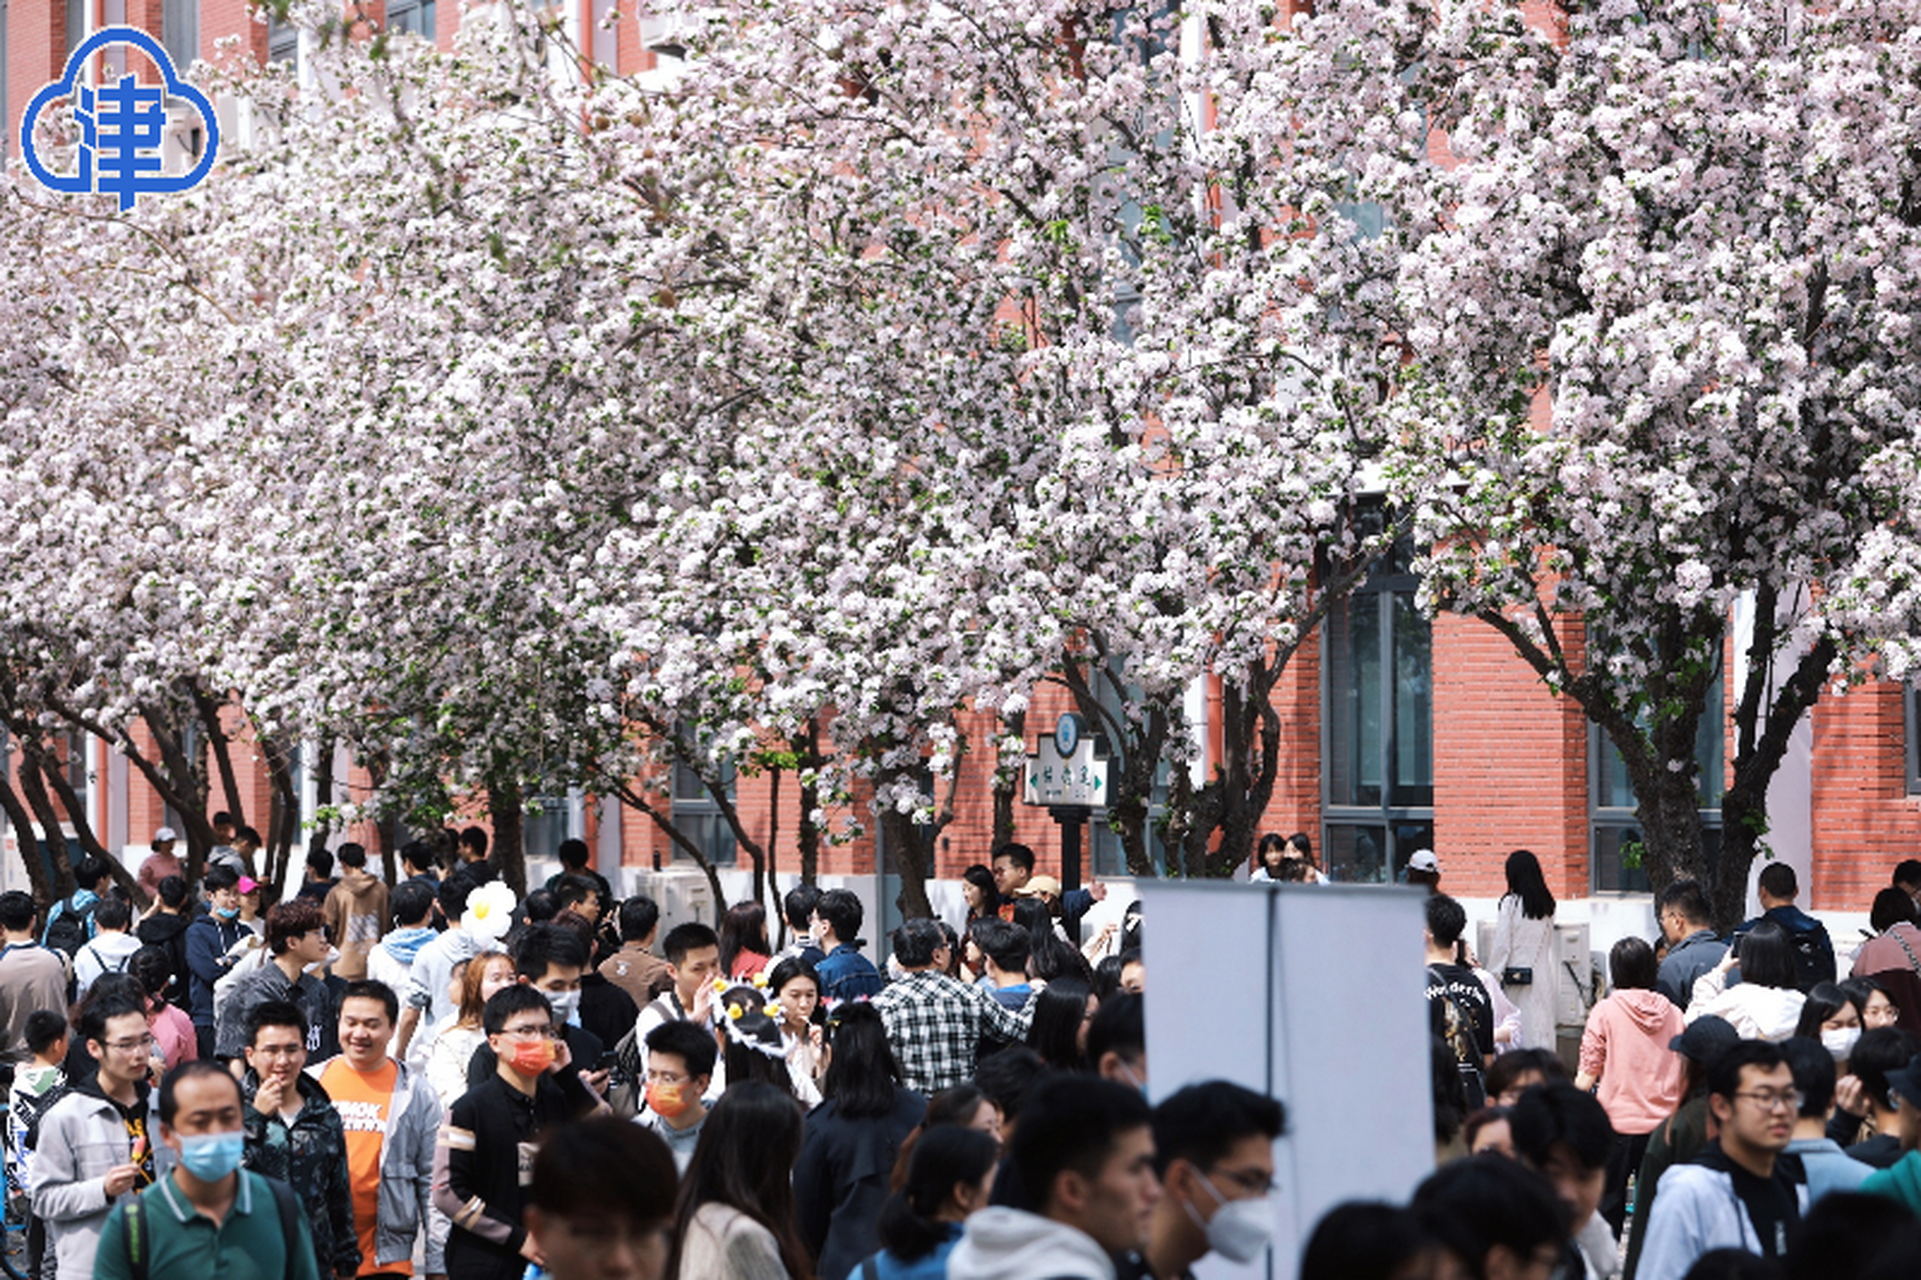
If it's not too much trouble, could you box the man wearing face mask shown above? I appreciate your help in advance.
[1119,1082,1285,1280]
[462,924,607,1098]
[186,867,249,1060]
[94,1060,318,1280]
[433,986,604,1280]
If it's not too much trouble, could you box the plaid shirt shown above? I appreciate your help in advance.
[871,969,1033,1093]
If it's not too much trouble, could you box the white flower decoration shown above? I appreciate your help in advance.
[461,881,518,942]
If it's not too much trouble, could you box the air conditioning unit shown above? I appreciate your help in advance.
[634,867,718,933]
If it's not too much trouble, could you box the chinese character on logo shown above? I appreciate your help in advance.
[20,27,220,212]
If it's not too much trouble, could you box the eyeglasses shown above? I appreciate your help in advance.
[1207,1166,1278,1196]
[1732,1089,1802,1113]
[500,1024,558,1040]
[103,1035,156,1052]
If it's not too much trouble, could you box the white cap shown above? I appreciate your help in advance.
[154,827,178,843]
[1405,850,1440,874]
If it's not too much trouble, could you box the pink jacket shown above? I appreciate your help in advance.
[1579,988,1686,1136]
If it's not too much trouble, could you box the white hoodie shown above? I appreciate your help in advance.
[947,1208,1118,1280]
[1685,968,1806,1042]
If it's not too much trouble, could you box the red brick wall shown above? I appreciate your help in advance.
[1810,680,1921,911]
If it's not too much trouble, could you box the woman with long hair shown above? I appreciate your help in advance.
[1487,849,1559,1049]
[425,950,515,1109]
[1797,981,1865,1066]
[960,865,999,923]
[719,902,773,981]
[1686,920,1808,1040]
[1025,979,1096,1072]
[766,957,827,1105]
[888,1084,1005,1192]
[853,1126,999,1279]
[793,1004,926,1280]
[666,1080,812,1280]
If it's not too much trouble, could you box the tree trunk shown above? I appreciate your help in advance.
[605,777,729,923]
[991,709,1025,851]
[0,774,55,907]
[1058,646,1164,878]
[880,805,935,921]
[798,719,822,886]
[14,745,76,902]
[27,735,143,905]
[488,780,527,896]
[258,734,301,901]
[307,737,336,864]
[194,684,247,832]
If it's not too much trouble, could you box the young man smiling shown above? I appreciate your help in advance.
[319,980,445,1280]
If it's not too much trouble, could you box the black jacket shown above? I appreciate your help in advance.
[135,912,193,1006]
[793,1087,926,1280]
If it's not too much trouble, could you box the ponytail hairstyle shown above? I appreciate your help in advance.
[874,1125,999,1262]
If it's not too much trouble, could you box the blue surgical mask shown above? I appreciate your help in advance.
[178,1130,246,1181]
[214,906,240,921]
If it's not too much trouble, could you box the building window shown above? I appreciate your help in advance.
[65,0,87,56]
[2,0,10,162]
[1589,671,1725,893]
[267,14,299,66]
[386,0,436,38]
[161,0,198,67]
[670,756,736,867]
[1323,509,1433,882]
[1906,681,1921,796]
[523,791,581,864]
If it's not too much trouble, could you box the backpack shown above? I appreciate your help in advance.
[122,1172,302,1280]
[43,898,96,959]
[1782,922,1835,992]
[1428,966,1488,1111]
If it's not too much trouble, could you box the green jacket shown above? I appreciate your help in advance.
[1860,1149,1921,1215]
[242,1071,358,1278]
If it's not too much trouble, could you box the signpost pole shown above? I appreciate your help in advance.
[1050,805,1088,895]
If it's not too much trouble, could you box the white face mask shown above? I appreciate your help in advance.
[1183,1170,1275,1264]
[1822,1025,1861,1063]
[546,989,582,1027]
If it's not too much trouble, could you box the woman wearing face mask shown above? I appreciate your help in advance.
[1795,981,1864,1067]
[849,1126,998,1280]
[426,952,515,1111]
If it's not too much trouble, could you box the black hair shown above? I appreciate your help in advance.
[994,843,1037,874]
[1012,1075,1152,1216]
[766,958,821,1015]
[1681,1248,1783,1279]
[1026,979,1093,1072]
[482,984,554,1036]
[24,1010,68,1057]
[400,841,435,873]
[1010,897,1052,945]
[247,999,307,1048]
[1706,1039,1788,1102]
[1086,991,1143,1069]
[974,1044,1049,1124]
[529,1117,679,1227]
[1870,887,1917,934]
[665,1081,810,1280]
[1092,954,1125,1001]
[1657,878,1712,927]
[338,843,368,870]
[1796,982,1860,1040]
[1848,1028,1919,1112]
[234,826,262,849]
[0,891,33,933]
[1463,1105,1511,1152]
[553,875,598,910]
[1257,832,1288,864]
[524,889,560,924]
[1737,920,1799,990]
[128,945,174,1002]
[1758,861,1799,901]
[1150,1080,1284,1177]
[1894,860,1921,890]
[1484,1048,1568,1102]
[203,864,240,893]
[307,847,335,877]
[157,875,189,909]
[1502,850,1555,921]
[620,895,662,943]
[718,901,771,975]
[1841,975,1895,1016]
[212,811,233,828]
[960,865,1000,919]
[514,921,589,982]
[822,1002,903,1119]
[1508,1080,1613,1171]
[73,856,108,891]
[1287,831,1314,860]
[265,899,325,956]
[94,895,131,931]
[79,989,148,1047]
[392,880,436,928]
[646,1018,718,1080]
[875,1126,998,1262]
[782,884,821,932]
[1425,893,1467,947]
[1026,921,1092,986]
[556,838,590,870]
[968,918,1029,968]
[662,922,719,966]
[1779,1036,1838,1118]
[892,917,946,969]
[158,1060,242,1127]
[814,888,863,942]
[925,1083,993,1129]
[1300,1201,1437,1280]
[1610,935,1658,991]
[1410,1155,1568,1280]
[341,979,400,1025]
[1783,1190,1921,1280]
[459,826,489,858]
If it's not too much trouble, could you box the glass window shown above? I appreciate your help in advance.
[1323,507,1433,882]
[669,756,736,867]
[386,0,436,37]
[1906,682,1921,796]
[65,0,86,56]
[161,0,198,67]
[267,14,299,66]
[1589,670,1724,893]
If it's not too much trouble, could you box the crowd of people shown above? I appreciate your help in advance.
[7,819,1921,1280]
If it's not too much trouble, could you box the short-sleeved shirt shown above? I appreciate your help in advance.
[320,1058,407,1279]
[96,1170,322,1280]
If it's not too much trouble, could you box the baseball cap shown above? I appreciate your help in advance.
[154,826,178,843]
[1670,1015,1741,1063]
[1406,850,1440,874]
[1016,874,1063,898]
[1887,1054,1921,1112]
[236,876,259,895]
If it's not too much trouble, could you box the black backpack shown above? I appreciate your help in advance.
[44,899,96,959]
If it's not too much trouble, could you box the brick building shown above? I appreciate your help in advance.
[5,2,1915,928]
